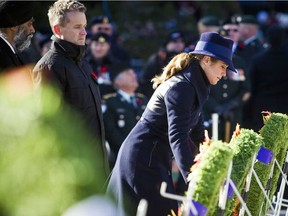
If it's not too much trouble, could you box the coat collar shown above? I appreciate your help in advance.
[51,35,86,62]
[181,58,210,104]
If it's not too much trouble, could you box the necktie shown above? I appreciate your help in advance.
[130,95,137,108]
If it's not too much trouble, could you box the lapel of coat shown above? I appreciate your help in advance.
[182,61,210,107]
[0,37,23,68]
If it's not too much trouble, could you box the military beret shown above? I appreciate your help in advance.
[91,32,111,44]
[90,15,110,26]
[0,1,34,28]
[109,62,132,83]
[165,31,184,43]
[199,16,220,26]
[237,15,258,25]
[221,16,239,26]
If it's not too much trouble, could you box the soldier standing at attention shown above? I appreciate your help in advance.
[102,62,148,169]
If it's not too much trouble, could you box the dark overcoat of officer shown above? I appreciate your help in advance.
[102,92,148,167]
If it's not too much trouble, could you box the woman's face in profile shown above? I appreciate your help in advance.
[201,56,228,85]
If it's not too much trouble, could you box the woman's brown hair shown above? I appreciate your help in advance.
[151,53,216,89]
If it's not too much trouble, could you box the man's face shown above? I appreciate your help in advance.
[90,41,110,59]
[58,11,87,46]
[90,23,112,36]
[223,24,239,43]
[166,39,185,53]
[13,18,35,52]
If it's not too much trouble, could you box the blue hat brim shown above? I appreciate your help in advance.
[189,50,237,73]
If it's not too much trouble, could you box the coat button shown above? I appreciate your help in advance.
[223,93,228,98]
[223,84,228,89]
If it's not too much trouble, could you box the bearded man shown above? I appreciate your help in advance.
[0,1,35,72]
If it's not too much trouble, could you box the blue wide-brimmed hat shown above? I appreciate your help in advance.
[190,32,237,73]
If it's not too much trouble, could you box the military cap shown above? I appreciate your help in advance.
[165,30,184,44]
[91,32,111,44]
[221,16,239,26]
[237,15,258,25]
[109,61,132,83]
[199,16,220,26]
[90,15,110,25]
[0,1,34,28]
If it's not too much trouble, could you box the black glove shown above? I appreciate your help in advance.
[222,110,234,121]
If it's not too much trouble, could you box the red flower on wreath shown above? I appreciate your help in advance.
[90,72,98,79]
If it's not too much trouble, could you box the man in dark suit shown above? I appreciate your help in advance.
[0,1,35,72]
[33,0,109,176]
[102,62,148,169]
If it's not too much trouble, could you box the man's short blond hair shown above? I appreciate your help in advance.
[48,0,86,31]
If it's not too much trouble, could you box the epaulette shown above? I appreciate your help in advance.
[103,93,117,100]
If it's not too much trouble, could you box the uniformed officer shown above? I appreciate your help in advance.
[102,62,148,169]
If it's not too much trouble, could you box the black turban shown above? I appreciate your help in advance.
[0,1,34,28]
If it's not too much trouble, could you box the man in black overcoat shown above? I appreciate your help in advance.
[33,0,109,176]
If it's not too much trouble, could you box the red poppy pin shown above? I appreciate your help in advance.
[90,72,98,79]
[136,98,142,106]
[100,66,108,74]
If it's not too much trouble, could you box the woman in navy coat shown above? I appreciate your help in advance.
[107,32,237,216]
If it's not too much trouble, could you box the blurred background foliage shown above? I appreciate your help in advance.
[0,67,107,216]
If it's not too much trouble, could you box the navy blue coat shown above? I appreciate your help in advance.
[107,59,209,216]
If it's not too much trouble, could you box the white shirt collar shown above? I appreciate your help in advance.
[0,35,16,54]
[118,89,135,103]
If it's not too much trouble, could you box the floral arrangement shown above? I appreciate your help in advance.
[246,112,288,215]
[224,125,264,216]
[182,136,233,216]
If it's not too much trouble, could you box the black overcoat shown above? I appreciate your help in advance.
[107,59,209,216]
[0,37,23,72]
[33,36,109,174]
